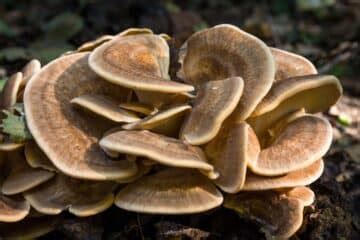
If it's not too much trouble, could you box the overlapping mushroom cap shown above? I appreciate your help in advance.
[0,25,342,239]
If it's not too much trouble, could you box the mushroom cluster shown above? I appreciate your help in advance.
[0,25,342,239]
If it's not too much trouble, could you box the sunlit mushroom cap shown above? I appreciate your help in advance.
[24,174,116,217]
[205,122,260,193]
[89,34,194,93]
[100,130,213,171]
[224,190,304,239]
[0,194,30,222]
[2,152,55,195]
[71,94,139,123]
[23,52,137,180]
[248,115,332,176]
[123,104,191,136]
[248,75,342,137]
[0,72,22,109]
[180,77,244,145]
[271,48,317,81]
[180,24,275,120]
[243,159,324,191]
[282,186,315,206]
[115,168,223,214]
[24,141,56,171]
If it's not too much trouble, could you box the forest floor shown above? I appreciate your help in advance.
[0,1,359,239]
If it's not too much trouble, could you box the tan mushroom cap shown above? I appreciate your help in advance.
[271,48,317,81]
[243,159,324,191]
[180,77,244,145]
[0,72,22,109]
[0,216,61,239]
[89,34,194,93]
[180,24,275,120]
[24,141,56,171]
[0,194,30,222]
[248,75,342,137]
[71,94,139,123]
[21,59,41,86]
[100,130,213,171]
[119,102,156,116]
[23,52,137,180]
[224,191,304,239]
[282,187,315,206]
[24,174,116,217]
[115,168,223,214]
[205,122,260,193]
[2,152,55,195]
[248,115,332,176]
[123,104,191,136]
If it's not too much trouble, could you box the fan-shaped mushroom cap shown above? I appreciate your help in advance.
[180,24,275,120]
[77,35,114,52]
[71,94,139,123]
[271,48,317,81]
[100,130,213,171]
[180,77,244,145]
[282,187,315,206]
[21,59,41,85]
[224,191,304,239]
[23,52,137,180]
[0,194,30,222]
[0,72,22,109]
[205,122,260,193]
[123,104,191,136]
[0,215,60,239]
[115,168,223,214]
[24,141,56,171]
[248,115,332,176]
[89,34,194,93]
[119,102,156,116]
[24,174,116,217]
[2,152,55,195]
[248,75,342,137]
[243,159,324,191]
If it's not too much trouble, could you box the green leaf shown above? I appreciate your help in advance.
[0,47,28,61]
[1,109,32,142]
[0,77,8,91]
[42,12,84,40]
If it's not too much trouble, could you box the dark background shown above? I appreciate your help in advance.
[0,0,359,239]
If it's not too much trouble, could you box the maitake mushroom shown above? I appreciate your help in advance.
[0,25,342,239]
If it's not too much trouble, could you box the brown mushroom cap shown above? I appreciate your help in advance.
[248,75,342,137]
[21,59,41,86]
[271,48,317,81]
[123,104,191,136]
[89,34,194,93]
[2,152,55,195]
[23,52,137,180]
[180,77,244,145]
[24,174,116,217]
[0,72,22,109]
[243,159,324,191]
[71,94,139,123]
[205,122,260,193]
[115,168,223,214]
[224,191,304,239]
[119,102,156,116]
[0,194,30,222]
[248,115,332,176]
[0,216,60,239]
[24,141,56,171]
[282,187,315,206]
[180,24,275,120]
[100,130,213,171]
